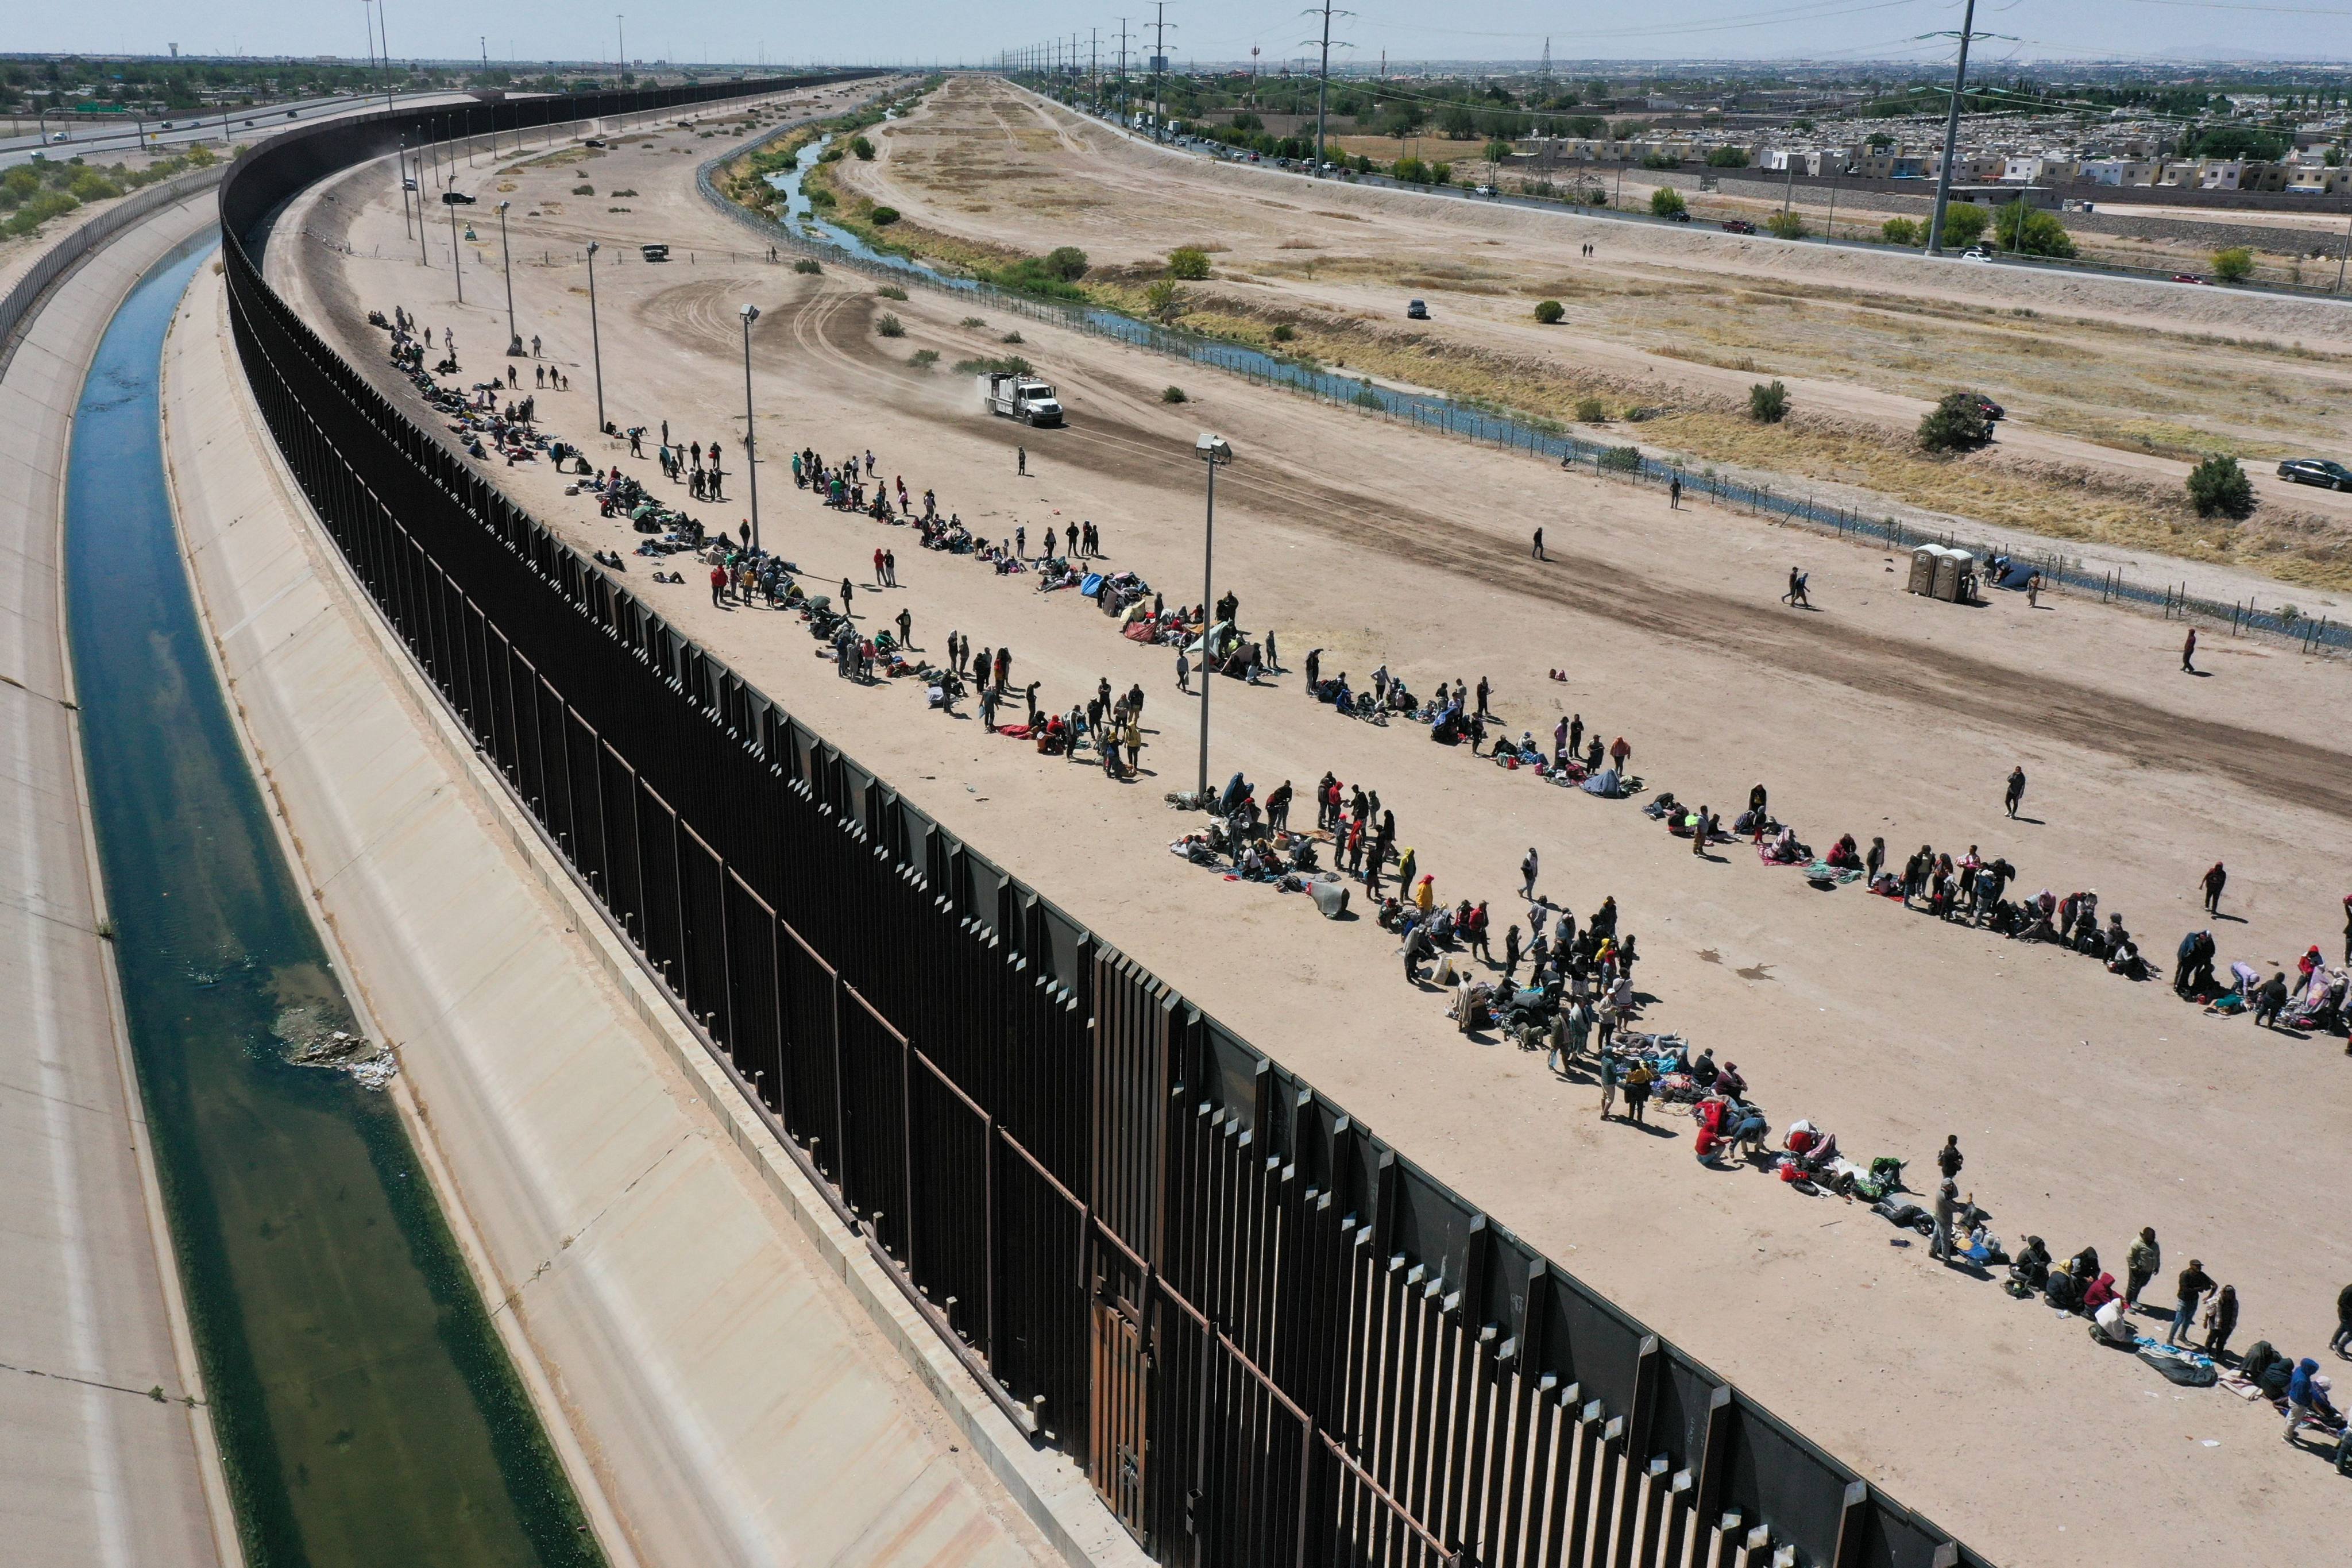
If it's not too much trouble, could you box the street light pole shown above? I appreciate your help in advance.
[740,303,762,552]
[1193,432,1233,801]
[497,200,516,348]
[586,241,607,433]
[445,196,464,301]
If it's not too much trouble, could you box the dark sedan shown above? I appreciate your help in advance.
[2277,457,2352,491]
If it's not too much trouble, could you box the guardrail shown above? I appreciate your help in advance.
[226,85,1995,1568]
[0,161,226,374]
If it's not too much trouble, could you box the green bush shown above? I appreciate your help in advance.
[571,183,594,195]
[1393,156,1430,184]
[1044,245,1090,280]
[609,187,638,198]
[1534,299,1565,325]
[1575,396,1608,423]
[1880,217,1920,245]
[1271,323,1296,342]
[875,314,905,338]
[954,354,1034,376]
[1640,152,1681,171]
[1994,199,2077,258]
[870,206,900,225]
[909,349,940,370]
[1167,245,1212,280]
[1598,445,1643,472]
[1649,187,1687,219]
[1749,380,1790,423]
[2212,246,2255,283]
[851,135,876,160]
[0,190,79,236]
[877,284,907,300]
[793,257,823,273]
[2186,454,2256,519]
[1002,331,1024,344]
[959,315,987,327]
[1705,147,1749,168]
[1354,386,1384,409]
[66,168,122,201]
[1918,389,1994,453]
[1938,202,1989,245]
[1145,279,1184,320]
[1161,385,1188,404]
[1432,163,1453,186]
[1765,210,1808,240]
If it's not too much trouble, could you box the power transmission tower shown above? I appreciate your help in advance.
[1302,2,1354,173]
[1150,3,1175,141]
[1540,37,1551,86]
[1921,0,2011,254]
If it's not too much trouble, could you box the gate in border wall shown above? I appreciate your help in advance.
[217,78,1987,1568]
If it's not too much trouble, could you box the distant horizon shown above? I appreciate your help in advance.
[7,0,2350,74]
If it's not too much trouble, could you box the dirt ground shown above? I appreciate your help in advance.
[275,80,2352,1568]
[834,83,2352,597]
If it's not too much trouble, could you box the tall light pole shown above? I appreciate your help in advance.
[444,192,464,301]
[586,241,607,433]
[617,14,627,78]
[739,303,762,552]
[1306,2,1351,173]
[496,200,516,348]
[1193,432,1233,801]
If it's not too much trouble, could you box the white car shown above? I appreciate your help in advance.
[1958,246,1993,262]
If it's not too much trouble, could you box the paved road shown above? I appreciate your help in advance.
[1,92,476,171]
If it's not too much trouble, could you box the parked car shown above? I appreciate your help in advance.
[1719,219,1756,234]
[1406,299,1429,320]
[442,190,478,204]
[1973,395,2006,422]
[2277,457,2352,491]
[584,137,607,148]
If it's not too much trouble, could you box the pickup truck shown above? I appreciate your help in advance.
[978,370,1064,427]
[1720,219,1756,234]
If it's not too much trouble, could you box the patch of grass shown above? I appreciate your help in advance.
[609,188,638,197]
[955,354,1034,376]
[960,315,987,327]
[876,314,906,338]
[571,183,594,195]
[1002,330,1024,345]
[1272,323,1296,342]
[909,349,940,370]
[1575,396,1608,423]
[793,258,823,273]
[877,284,908,300]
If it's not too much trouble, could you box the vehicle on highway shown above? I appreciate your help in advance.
[1664,207,1691,222]
[1406,299,1429,320]
[2277,457,2352,491]
[2172,272,2208,284]
[1959,246,1993,262]
[50,131,67,142]
[285,109,299,118]
[584,137,607,148]
[1720,219,1756,234]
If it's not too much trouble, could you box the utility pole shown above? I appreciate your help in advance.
[617,14,627,77]
[1117,21,1131,123]
[1304,2,1351,173]
[1091,29,1099,102]
[1925,0,1980,255]
[1151,3,1173,142]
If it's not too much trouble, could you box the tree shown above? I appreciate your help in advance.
[1393,156,1430,184]
[1484,139,1516,169]
[1432,162,1453,186]
[1705,146,1749,168]
[1918,389,1995,453]
[1231,110,1262,132]
[870,206,900,226]
[1167,246,1211,280]
[1749,380,1790,423]
[1766,209,1809,240]
[2211,246,2255,283]
[850,135,876,160]
[1534,299,1565,324]
[2190,125,2288,163]
[1144,279,1185,320]
[1649,186,1687,218]
[1882,217,1920,245]
[1994,199,2076,258]
[1044,245,1090,281]
[1439,103,1480,139]
[2186,455,2256,519]
[1938,202,1990,245]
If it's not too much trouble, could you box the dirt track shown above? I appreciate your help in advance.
[283,89,2352,1568]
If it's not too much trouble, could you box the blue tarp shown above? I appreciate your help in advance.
[1080,573,1105,597]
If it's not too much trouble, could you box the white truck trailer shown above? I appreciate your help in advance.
[976,370,1065,427]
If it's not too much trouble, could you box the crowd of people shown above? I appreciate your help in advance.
[376,296,2352,1488]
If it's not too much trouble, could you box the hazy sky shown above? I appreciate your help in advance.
[13,0,2351,71]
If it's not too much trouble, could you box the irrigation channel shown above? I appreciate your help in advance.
[739,126,2349,655]
[65,238,600,1566]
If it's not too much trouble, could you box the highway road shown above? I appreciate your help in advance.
[1,92,477,169]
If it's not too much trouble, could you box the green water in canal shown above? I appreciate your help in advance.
[65,238,602,1567]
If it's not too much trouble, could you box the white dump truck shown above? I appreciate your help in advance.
[977,370,1064,427]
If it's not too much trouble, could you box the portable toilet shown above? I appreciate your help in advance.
[1932,549,1972,603]
[1908,544,1942,596]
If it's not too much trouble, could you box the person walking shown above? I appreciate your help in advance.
[1503,924,1523,986]
[1017,445,1027,476]
[839,577,855,617]
[1782,567,1812,608]
[1609,735,1631,774]
[1621,1059,1654,1125]
[2182,625,2198,673]
[2166,1260,2216,1347]
[709,563,727,607]
[1177,648,1191,694]
[2125,1227,2161,1310]
[2202,862,2227,917]
[1936,1134,1964,1184]
[1520,848,1539,899]
[1669,476,1682,509]
[1476,676,1492,717]
[895,607,913,649]
[1596,1047,1619,1119]
[2331,1281,2352,1358]
[2004,766,2026,820]
[1532,526,1546,561]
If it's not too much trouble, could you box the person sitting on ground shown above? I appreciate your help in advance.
[1826,833,1861,870]
[2092,1291,2138,1347]
[2082,1271,2120,1315]
[2010,1237,2052,1291]
[2287,1360,2341,1444]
